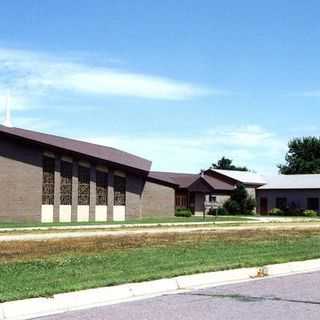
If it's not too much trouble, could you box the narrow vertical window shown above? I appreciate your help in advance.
[42,156,55,205]
[60,160,73,205]
[96,170,108,205]
[307,198,319,211]
[260,197,268,213]
[276,197,287,210]
[114,175,126,205]
[78,165,90,205]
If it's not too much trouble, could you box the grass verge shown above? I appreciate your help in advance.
[1,228,320,302]
[0,216,250,229]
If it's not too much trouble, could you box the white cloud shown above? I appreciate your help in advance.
[84,125,287,174]
[0,48,219,104]
[60,71,212,100]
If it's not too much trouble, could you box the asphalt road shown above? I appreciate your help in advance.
[36,271,320,320]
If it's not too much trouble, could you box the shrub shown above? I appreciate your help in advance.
[207,207,228,216]
[175,208,192,217]
[245,196,256,214]
[223,183,256,215]
[224,199,241,214]
[303,210,318,217]
[285,202,303,216]
[217,207,228,215]
[269,208,284,216]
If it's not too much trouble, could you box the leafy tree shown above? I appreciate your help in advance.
[211,157,248,171]
[223,183,256,214]
[278,137,320,174]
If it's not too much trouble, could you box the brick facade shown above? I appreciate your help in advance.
[0,139,42,222]
[0,137,176,222]
[141,180,175,217]
[126,173,145,219]
[0,136,263,222]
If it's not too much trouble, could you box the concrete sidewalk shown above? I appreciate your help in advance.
[0,216,318,234]
[0,225,227,241]
[1,222,320,242]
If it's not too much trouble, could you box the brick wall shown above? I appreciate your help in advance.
[141,180,175,217]
[0,139,42,222]
[126,173,145,219]
[0,137,176,222]
[246,187,257,199]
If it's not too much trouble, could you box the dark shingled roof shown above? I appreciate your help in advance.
[148,171,234,190]
[0,125,152,173]
[148,171,198,187]
[202,174,235,191]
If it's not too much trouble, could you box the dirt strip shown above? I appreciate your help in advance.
[1,222,320,242]
[1,227,320,263]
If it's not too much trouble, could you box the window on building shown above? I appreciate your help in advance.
[276,197,287,210]
[42,156,55,205]
[114,175,126,206]
[96,170,108,205]
[78,165,90,205]
[176,194,188,208]
[307,198,319,211]
[209,195,217,203]
[60,160,72,205]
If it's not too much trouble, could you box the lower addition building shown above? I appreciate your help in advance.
[149,169,265,215]
[256,174,320,213]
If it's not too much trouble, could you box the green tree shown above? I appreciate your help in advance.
[278,137,320,174]
[211,157,248,171]
[223,183,256,214]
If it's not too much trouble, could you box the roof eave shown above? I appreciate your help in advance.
[1,130,152,175]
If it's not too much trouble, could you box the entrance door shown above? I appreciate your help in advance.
[189,192,195,214]
[260,197,268,214]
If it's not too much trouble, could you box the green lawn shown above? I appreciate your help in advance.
[0,215,250,229]
[1,229,320,302]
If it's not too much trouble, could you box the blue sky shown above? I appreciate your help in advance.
[1,1,320,174]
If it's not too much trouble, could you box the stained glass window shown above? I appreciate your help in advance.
[114,175,126,206]
[96,170,108,205]
[78,165,90,205]
[60,160,72,205]
[42,156,55,205]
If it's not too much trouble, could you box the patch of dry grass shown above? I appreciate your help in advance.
[1,228,320,263]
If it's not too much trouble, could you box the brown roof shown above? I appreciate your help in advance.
[202,175,234,191]
[148,171,198,187]
[0,125,152,173]
[148,171,234,191]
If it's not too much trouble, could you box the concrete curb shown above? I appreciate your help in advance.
[1,258,320,320]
